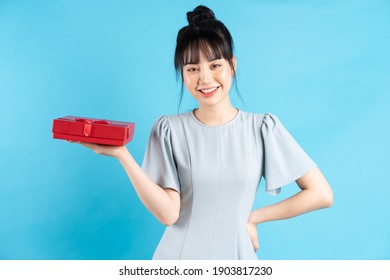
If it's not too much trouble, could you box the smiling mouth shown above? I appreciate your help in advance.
[198,86,220,95]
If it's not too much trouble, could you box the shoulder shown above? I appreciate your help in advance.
[155,111,192,127]
[151,112,192,134]
[261,113,282,128]
[239,111,281,128]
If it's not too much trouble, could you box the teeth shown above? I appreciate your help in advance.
[200,87,218,93]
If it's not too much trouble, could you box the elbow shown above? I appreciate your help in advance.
[160,215,179,227]
[162,219,177,227]
[159,211,180,227]
[321,188,334,208]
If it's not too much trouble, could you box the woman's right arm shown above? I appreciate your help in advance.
[78,143,180,226]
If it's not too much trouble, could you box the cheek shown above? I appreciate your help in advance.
[218,69,233,85]
[183,74,198,90]
[182,75,196,95]
[183,75,191,85]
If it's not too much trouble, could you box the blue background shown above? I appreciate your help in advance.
[1,0,389,260]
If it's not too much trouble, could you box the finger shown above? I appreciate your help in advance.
[79,142,93,149]
[250,235,259,251]
[66,140,81,144]
[254,241,260,252]
[79,142,103,154]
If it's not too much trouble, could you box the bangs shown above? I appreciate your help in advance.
[182,37,228,65]
[174,27,233,75]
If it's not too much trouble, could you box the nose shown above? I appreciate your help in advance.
[198,67,212,85]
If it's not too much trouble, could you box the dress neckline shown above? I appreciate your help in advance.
[190,108,241,128]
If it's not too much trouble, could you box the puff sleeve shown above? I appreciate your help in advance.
[261,114,317,195]
[142,116,180,193]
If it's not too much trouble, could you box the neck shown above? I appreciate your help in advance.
[194,103,238,126]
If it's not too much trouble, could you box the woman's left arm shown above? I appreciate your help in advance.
[247,167,333,251]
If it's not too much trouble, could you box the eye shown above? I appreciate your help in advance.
[186,67,199,72]
[211,63,222,70]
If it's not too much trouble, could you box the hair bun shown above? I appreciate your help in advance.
[187,5,216,26]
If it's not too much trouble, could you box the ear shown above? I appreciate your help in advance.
[231,56,237,76]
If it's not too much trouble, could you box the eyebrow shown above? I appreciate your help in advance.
[184,58,222,66]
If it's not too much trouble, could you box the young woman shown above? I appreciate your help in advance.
[77,5,333,260]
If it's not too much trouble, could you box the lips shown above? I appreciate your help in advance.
[197,86,220,97]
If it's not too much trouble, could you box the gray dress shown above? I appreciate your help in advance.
[142,110,317,260]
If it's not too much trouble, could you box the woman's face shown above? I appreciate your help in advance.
[182,51,235,108]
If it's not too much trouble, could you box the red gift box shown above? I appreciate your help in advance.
[52,116,135,146]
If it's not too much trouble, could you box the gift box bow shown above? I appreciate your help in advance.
[75,118,111,137]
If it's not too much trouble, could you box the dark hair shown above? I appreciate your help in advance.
[174,5,242,110]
